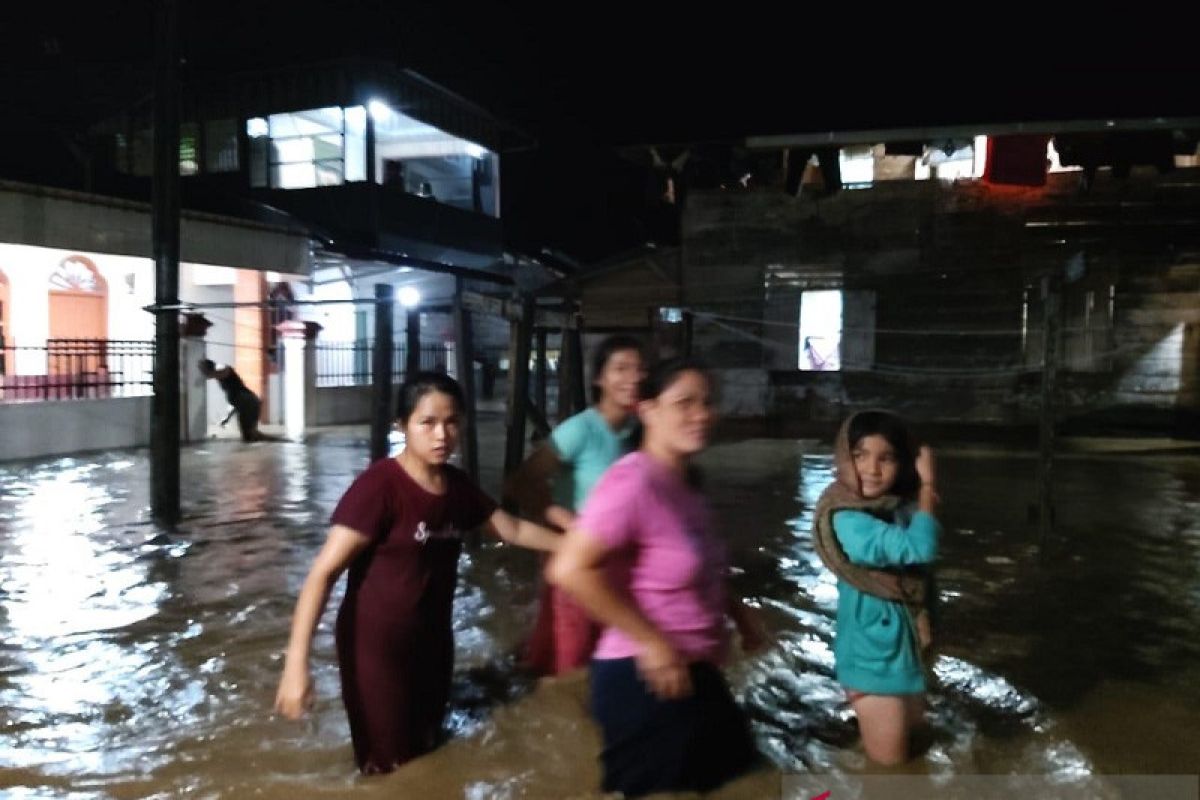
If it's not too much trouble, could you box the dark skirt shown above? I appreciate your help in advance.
[589,657,758,797]
[336,613,454,775]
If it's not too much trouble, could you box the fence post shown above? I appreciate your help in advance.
[304,323,321,428]
[277,320,321,442]
[179,314,211,442]
[406,308,421,379]
[452,277,478,481]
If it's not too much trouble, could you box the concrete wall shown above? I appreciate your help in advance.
[713,368,768,418]
[0,397,152,461]
[0,179,311,274]
[668,166,1200,434]
[313,384,405,426]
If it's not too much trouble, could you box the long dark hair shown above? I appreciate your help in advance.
[589,334,644,403]
[396,371,464,423]
[847,410,921,500]
[637,356,710,402]
[635,357,711,487]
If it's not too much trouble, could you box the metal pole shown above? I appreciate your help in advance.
[453,278,479,481]
[150,0,181,525]
[370,284,394,461]
[535,328,548,414]
[405,307,421,378]
[567,321,586,416]
[1038,274,1061,546]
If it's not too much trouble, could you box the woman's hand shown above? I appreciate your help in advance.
[544,504,575,532]
[274,665,314,720]
[636,637,692,700]
[915,445,937,489]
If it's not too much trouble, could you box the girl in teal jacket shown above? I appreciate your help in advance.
[814,410,940,765]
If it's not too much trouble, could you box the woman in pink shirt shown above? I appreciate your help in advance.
[547,358,765,796]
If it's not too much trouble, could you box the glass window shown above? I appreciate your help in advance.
[838,145,874,187]
[798,290,843,371]
[344,105,366,182]
[253,106,357,189]
[370,98,499,216]
[179,123,199,176]
[247,117,269,187]
[113,133,129,173]
[204,119,239,172]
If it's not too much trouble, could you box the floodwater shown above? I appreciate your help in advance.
[2,423,1199,798]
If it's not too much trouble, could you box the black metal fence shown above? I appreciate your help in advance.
[314,341,447,388]
[0,339,155,402]
[0,337,547,403]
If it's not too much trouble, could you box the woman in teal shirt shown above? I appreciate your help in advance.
[505,334,646,674]
[814,410,940,765]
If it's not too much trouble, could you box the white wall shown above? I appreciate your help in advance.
[0,179,311,274]
[0,244,153,373]
[185,280,237,423]
[0,244,269,428]
[0,397,152,461]
[296,278,357,342]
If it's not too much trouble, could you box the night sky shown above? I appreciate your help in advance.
[2,2,1197,261]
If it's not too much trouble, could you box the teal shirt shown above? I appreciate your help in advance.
[832,508,940,695]
[550,408,635,511]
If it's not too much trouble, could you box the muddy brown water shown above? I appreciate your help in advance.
[2,430,1199,798]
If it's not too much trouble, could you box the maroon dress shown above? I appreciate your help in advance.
[329,458,496,774]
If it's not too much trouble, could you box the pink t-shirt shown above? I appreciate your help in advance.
[575,451,730,664]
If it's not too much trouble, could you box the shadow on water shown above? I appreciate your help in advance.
[2,432,1199,796]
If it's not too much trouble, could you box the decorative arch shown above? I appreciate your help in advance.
[267,281,296,370]
[48,255,108,342]
[48,255,109,378]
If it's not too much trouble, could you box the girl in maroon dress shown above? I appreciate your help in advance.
[274,371,561,774]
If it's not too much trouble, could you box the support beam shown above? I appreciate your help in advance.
[567,321,587,416]
[534,328,548,419]
[453,277,479,481]
[150,0,181,525]
[1037,273,1062,546]
[504,296,534,475]
[370,284,394,462]
[557,322,577,423]
[405,307,421,378]
[527,398,552,440]
[556,320,588,420]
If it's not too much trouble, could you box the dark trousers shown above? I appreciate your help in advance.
[233,392,261,441]
[589,657,758,797]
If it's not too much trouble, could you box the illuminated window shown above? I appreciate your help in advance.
[798,290,842,371]
[246,106,367,189]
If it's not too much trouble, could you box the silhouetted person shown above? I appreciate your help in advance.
[199,358,264,442]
